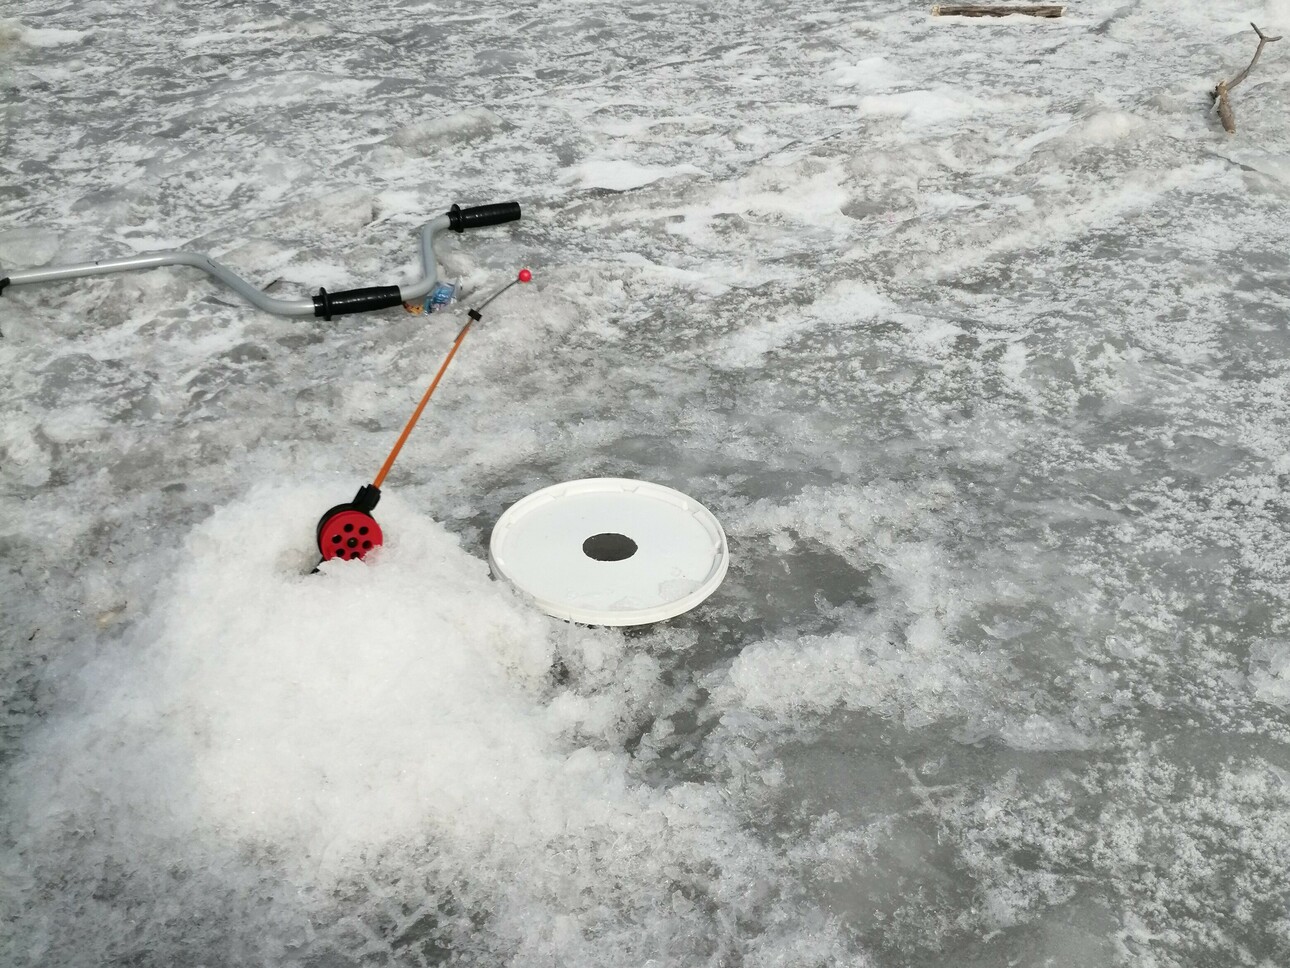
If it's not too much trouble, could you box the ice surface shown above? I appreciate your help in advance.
[2,0,1290,966]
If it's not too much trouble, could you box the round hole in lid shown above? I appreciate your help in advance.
[582,532,637,561]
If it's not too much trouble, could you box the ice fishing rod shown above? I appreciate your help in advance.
[0,201,522,319]
[316,268,533,563]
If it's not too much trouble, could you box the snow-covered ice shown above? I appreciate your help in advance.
[2,1,1289,966]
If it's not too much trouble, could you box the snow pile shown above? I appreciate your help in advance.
[1,487,850,966]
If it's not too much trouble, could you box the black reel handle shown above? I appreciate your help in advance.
[448,201,522,232]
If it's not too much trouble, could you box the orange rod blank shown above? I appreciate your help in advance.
[370,269,530,490]
[372,317,474,489]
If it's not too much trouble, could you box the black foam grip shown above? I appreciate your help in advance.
[313,285,403,319]
[448,201,522,233]
[0,277,9,296]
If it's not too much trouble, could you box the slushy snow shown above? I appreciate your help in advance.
[2,0,1290,965]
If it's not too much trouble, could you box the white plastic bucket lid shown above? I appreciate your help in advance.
[489,478,729,626]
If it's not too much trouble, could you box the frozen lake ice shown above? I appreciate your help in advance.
[3,1,1290,965]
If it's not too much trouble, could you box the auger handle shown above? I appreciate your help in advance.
[2,202,526,319]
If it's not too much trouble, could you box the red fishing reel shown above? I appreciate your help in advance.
[317,484,383,561]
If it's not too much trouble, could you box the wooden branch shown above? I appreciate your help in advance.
[1226,23,1282,92]
[1214,82,1236,133]
[1212,23,1282,134]
[932,5,1065,17]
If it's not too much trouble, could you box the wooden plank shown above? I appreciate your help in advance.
[932,5,1066,17]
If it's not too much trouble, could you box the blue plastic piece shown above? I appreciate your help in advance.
[426,281,457,313]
